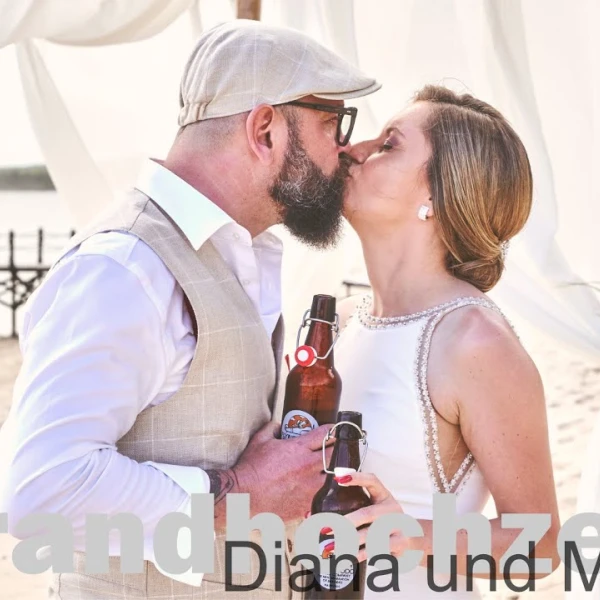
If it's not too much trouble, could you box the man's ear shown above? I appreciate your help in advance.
[245,104,285,165]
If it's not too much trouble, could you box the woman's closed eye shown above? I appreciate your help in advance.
[380,135,404,152]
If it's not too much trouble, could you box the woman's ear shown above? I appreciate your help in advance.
[426,198,434,218]
[245,104,283,165]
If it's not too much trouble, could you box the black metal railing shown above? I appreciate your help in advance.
[341,280,370,297]
[0,229,74,338]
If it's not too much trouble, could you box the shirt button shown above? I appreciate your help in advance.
[233,233,240,241]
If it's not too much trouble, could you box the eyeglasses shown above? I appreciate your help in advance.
[284,101,358,146]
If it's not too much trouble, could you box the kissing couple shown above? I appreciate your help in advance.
[0,18,560,600]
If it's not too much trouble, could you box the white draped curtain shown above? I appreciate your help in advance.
[0,0,598,355]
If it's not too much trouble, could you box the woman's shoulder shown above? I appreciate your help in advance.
[433,299,543,405]
[436,301,525,365]
[439,300,520,354]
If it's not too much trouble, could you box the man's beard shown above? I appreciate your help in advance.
[269,118,352,250]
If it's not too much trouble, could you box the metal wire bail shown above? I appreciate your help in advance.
[322,421,368,474]
[295,310,340,363]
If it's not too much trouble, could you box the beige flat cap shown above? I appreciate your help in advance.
[178,19,381,126]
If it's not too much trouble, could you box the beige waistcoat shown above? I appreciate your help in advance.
[47,190,298,599]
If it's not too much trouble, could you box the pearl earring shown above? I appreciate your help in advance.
[418,205,430,221]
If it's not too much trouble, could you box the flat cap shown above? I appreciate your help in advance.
[178,19,381,126]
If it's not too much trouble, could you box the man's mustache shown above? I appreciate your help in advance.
[338,152,358,177]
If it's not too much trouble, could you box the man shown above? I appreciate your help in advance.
[0,18,380,600]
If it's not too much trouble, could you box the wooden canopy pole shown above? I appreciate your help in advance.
[236,0,261,20]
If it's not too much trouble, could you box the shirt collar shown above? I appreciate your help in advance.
[135,158,281,252]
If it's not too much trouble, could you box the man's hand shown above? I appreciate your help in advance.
[208,421,334,528]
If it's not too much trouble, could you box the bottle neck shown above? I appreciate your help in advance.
[304,321,335,367]
[327,436,362,472]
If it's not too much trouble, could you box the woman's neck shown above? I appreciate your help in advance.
[358,227,478,318]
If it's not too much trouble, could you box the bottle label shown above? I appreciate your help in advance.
[317,538,356,590]
[281,410,319,439]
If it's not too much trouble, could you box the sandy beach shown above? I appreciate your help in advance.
[1,329,599,599]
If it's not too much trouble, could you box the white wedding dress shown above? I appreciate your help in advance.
[335,295,505,599]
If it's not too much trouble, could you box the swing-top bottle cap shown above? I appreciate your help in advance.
[334,467,356,486]
[294,345,317,367]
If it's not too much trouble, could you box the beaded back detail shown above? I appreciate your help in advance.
[358,294,509,495]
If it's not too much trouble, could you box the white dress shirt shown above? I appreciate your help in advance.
[0,159,283,585]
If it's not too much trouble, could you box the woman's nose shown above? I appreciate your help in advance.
[345,139,376,164]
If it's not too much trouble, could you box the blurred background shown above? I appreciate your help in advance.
[0,1,598,598]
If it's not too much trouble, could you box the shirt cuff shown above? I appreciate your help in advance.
[143,462,214,587]
[145,462,210,496]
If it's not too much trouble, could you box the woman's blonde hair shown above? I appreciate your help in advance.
[414,85,533,292]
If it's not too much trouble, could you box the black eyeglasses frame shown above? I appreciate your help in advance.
[284,100,358,146]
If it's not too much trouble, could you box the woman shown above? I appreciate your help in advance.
[329,85,561,597]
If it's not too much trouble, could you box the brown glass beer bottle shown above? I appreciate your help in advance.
[304,411,372,599]
[280,295,341,439]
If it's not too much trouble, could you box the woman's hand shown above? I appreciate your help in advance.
[333,471,410,562]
